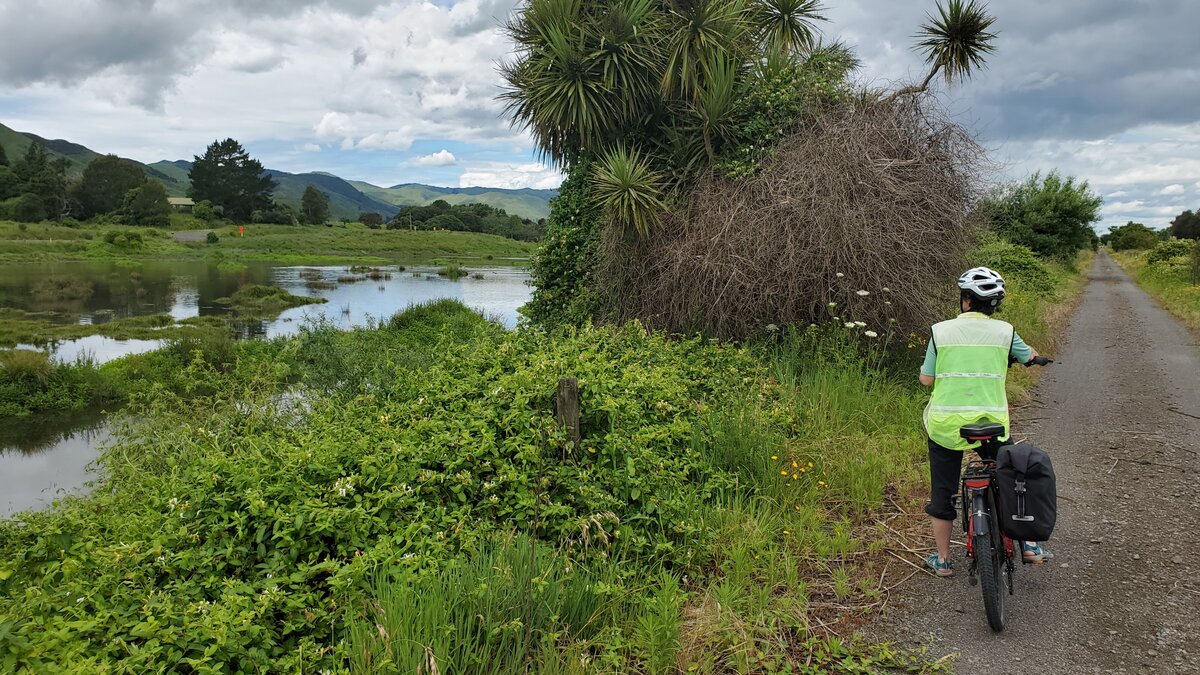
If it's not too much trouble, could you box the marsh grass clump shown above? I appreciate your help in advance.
[304,280,337,291]
[0,349,54,387]
[437,263,468,280]
[217,284,327,316]
[336,275,365,283]
[299,268,323,281]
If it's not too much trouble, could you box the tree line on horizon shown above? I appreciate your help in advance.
[0,138,545,241]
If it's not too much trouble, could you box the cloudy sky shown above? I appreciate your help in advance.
[1,1,1197,232]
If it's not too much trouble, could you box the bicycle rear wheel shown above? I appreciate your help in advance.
[975,530,1006,631]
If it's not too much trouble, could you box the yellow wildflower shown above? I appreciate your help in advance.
[780,470,788,476]
[771,455,779,460]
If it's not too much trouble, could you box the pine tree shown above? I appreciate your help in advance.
[188,139,276,222]
[301,185,330,225]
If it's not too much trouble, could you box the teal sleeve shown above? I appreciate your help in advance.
[1011,331,1033,363]
[920,341,937,376]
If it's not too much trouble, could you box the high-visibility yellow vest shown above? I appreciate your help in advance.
[923,314,1013,451]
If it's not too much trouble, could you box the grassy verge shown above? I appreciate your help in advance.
[0,219,536,266]
[1112,247,1200,331]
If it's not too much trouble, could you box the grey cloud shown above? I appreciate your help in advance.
[834,0,1200,142]
[449,0,521,36]
[353,47,368,67]
[0,0,390,109]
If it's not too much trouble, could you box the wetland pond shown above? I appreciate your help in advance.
[0,260,533,517]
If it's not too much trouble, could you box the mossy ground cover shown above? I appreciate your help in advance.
[1113,246,1200,331]
[0,219,536,265]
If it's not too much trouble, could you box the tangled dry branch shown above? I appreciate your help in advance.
[599,96,988,339]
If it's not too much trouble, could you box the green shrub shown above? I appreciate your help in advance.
[1147,239,1196,265]
[973,239,1059,297]
[206,231,220,244]
[102,229,144,248]
[522,161,603,327]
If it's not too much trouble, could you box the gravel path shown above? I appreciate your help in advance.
[868,251,1200,673]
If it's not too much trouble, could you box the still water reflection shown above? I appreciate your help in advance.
[0,260,532,517]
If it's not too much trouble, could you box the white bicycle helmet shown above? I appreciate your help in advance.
[957,266,1006,306]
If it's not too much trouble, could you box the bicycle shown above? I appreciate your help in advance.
[956,356,1051,632]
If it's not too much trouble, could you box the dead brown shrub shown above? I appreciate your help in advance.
[598,96,987,338]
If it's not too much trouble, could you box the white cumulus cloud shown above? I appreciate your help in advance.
[459,162,563,189]
[314,112,355,141]
[1160,183,1186,195]
[414,149,457,166]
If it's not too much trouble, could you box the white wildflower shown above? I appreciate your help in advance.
[864,331,879,338]
[827,302,837,308]
[766,323,779,333]
[882,287,891,292]
[836,272,845,278]
[854,321,866,328]
[856,290,870,296]
[331,477,355,498]
[844,322,855,328]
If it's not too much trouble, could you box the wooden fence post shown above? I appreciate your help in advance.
[556,377,581,454]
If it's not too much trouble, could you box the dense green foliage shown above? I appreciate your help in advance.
[388,200,544,242]
[120,180,172,227]
[0,143,69,222]
[523,162,604,327]
[986,171,1102,259]
[1146,239,1196,266]
[71,155,147,219]
[501,0,869,235]
[1104,221,1159,251]
[301,185,331,225]
[1168,209,1200,240]
[0,301,946,672]
[973,237,1060,297]
[188,139,277,222]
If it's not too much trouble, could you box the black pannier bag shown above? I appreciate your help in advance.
[995,442,1057,542]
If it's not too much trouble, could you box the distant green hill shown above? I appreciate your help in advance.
[0,122,557,222]
[351,181,555,221]
[1,122,188,195]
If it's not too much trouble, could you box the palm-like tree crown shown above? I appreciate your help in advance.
[914,0,997,85]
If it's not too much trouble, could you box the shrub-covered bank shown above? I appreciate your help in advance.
[0,299,950,673]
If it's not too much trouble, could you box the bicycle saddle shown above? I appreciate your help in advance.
[959,422,1006,441]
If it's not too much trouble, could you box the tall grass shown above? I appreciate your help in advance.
[348,534,623,674]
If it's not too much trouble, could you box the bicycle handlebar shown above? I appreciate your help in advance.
[1009,355,1053,368]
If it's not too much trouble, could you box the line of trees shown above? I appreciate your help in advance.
[0,144,171,226]
[384,200,546,241]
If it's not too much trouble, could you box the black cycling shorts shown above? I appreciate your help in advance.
[924,437,1010,521]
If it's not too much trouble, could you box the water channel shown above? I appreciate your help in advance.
[0,260,533,517]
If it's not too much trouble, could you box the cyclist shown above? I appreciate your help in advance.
[919,266,1052,576]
